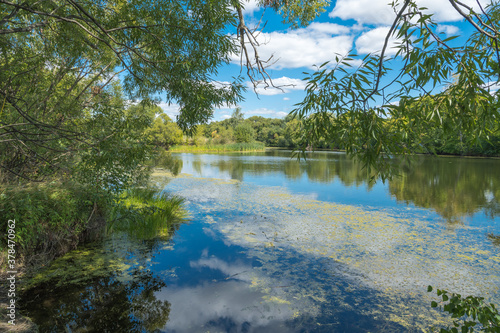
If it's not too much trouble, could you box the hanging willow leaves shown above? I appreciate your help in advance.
[291,0,500,180]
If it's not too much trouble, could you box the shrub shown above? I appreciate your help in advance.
[428,286,500,332]
[0,182,111,266]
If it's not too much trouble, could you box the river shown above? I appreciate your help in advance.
[21,151,500,332]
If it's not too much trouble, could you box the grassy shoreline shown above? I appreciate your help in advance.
[170,142,266,152]
[0,181,105,333]
[0,178,186,332]
[0,181,187,274]
[171,144,500,159]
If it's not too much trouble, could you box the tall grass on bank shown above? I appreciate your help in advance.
[0,181,187,271]
[107,187,187,240]
[0,182,110,267]
[170,142,266,152]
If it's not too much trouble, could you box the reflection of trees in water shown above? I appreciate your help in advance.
[212,159,245,181]
[285,153,376,188]
[191,154,203,175]
[25,271,170,332]
[484,200,500,220]
[488,233,500,247]
[154,150,183,175]
[211,153,376,187]
[321,155,376,190]
[388,158,500,223]
[284,159,301,179]
[22,235,172,332]
[206,152,499,222]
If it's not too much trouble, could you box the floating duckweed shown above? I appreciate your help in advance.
[162,175,500,331]
[263,296,291,305]
[22,233,150,291]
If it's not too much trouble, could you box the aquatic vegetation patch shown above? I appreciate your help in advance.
[162,175,500,331]
[20,233,152,291]
[20,233,172,332]
[488,233,500,247]
[107,187,187,240]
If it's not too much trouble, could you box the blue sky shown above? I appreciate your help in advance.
[159,0,487,122]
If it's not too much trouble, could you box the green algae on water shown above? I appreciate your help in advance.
[162,175,500,331]
[21,233,152,291]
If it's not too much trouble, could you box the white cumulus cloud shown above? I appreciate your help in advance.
[356,27,402,55]
[330,0,396,25]
[233,23,354,70]
[241,0,260,14]
[330,0,490,25]
[157,102,181,119]
[307,22,351,35]
[250,76,307,96]
[436,24,460,36]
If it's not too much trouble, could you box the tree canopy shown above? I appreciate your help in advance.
[2,0,500,184]
[290,0,500,178]
[0,0,246,185]
[0,0,333,184]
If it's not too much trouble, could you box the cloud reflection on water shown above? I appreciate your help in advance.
[158,254,298,333]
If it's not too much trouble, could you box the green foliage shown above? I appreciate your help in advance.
[170,142,265,152]
[74,97,156,194]
[107,188,187,240]
[193,134,208,146]
[181,112,498,156]
[291,1,500,179]
[260,0,330,28]
[0,179,187,266]
[396,94,500,157]
[0,182,111,260]
[205,116,303,148]
[214,127,235,144]
[234,122,256,143]
[284,118,305,148]
[145,112,184,149]
[428,286,500,332]
[1,0,244,185]
[229,106,245,128]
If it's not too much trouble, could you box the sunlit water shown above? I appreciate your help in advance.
[21,151,500,332]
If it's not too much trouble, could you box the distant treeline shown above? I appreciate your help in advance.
[183,114,303,148]
[177,110,499,157]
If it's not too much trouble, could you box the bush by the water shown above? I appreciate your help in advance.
[0,182,111,266]
[0,182,187,269]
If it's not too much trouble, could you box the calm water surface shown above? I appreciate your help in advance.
[22,151,500,332]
